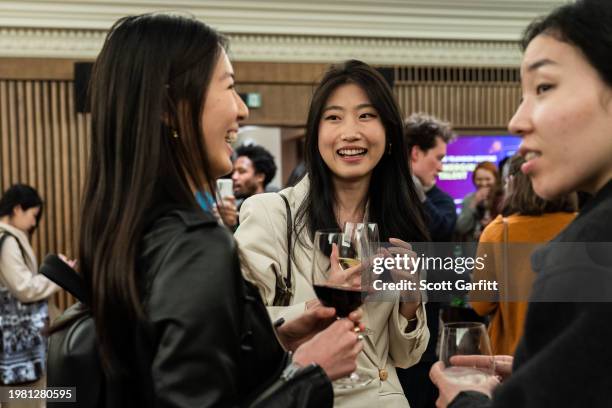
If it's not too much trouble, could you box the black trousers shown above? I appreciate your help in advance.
[397,360,438,408]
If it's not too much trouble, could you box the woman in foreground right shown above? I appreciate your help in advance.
[430,1,612,407]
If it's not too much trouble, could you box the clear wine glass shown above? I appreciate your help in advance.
[439,322,496,385]
[311,229,374,388]
[344,222,379,337]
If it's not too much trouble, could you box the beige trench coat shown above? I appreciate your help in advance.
[0,221,60,408]
[235,178,429,408]
[0,222,59,304]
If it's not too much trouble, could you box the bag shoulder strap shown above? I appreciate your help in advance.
[40,254,89,305]
[0,229,28,263]
[278,193,293,290]
[0,232,9,250]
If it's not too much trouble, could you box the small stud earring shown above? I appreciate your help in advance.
[172,129,179,139]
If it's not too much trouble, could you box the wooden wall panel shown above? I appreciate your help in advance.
[396,83,521,130]
[234,62,328,84]
[238,83,316,126]
[0,79,86,310]
[394,66,521,130]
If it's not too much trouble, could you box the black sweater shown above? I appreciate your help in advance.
[451,180,612,408]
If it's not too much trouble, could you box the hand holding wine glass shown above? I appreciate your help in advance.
[449,355,513,382]
[293,318,364,381]
[429,322,500,407]
[379,238,421,305]
[311,229,373,387]
[439,322,496,384]
[312,230,367,318]
[429,361,500,408]
[276,303,364,351]
[328,243,363,289]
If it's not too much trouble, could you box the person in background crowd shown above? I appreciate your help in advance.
[431,1,612,406]
[469,154,577,355]
[404,112,457,242]
[0,184,61,408]
[232,143,278,209]
[397,112,457,408]
[456,161,503,242]
[58,13,363,407]
[236,60,430,408]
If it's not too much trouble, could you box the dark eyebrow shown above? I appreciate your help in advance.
[322,103,375,113]
[322,105,343,113]
[526,58,557,72]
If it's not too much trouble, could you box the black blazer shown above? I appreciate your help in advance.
[48,209,332,407]
[450,180,612,408]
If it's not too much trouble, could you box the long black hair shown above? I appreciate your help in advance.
[80,13,225,376]
[0,184,44,232]
[296,60,429,243]
[501,155,577,217]
[522,0,612,88]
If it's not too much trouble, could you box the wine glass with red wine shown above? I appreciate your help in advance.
[311,229,374,388]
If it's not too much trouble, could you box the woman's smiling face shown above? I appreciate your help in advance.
[317,83,386,184]
[201,49,249,179]
[509,34,612,199]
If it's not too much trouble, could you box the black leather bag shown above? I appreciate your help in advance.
[40,254,104,408]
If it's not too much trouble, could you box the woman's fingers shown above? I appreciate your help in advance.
[388,238,412,250]
[450,355,494,369]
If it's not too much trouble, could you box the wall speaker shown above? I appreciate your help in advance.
[74,62,93,113]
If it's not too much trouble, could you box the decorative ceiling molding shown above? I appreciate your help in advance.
[0,1,566,64]
[228,34,522,66]
[0,28,105,59]
[0,0,566,40]
[0,27,522,66]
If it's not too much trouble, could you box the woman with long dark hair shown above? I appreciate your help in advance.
[65,13,362,407]
[0,184,59,402]
[431,1,612,406]
[236,60,430,407]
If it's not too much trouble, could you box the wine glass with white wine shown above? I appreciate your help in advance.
[344,222,379,337]
[439,322,496,385]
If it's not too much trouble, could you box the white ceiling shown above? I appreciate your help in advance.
[0,0,569,41]
[0,0,570,64]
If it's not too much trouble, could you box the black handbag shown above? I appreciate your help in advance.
[272,194,294,307]
[0,231,48,385]
[40,254,105,408]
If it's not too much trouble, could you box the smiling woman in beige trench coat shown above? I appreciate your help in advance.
[235,60,430,408]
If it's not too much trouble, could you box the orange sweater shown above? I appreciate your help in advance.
[469,212,575,355]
